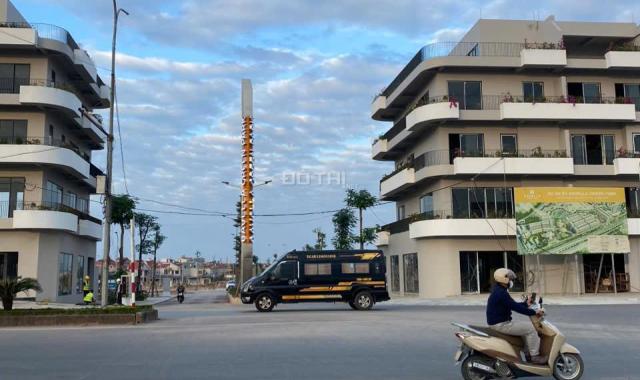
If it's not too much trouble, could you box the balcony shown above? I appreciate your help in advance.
[371,138,388,160]
[18,82,82,118]
[499,96,637,121]
[78,219,102,240]
[381,211,515,239]
[380,166,415,198]
[520,47,567,67]
[604,48,640,69]
[453,149,574,175]
[374,230,389,246]
[613,157,640,175]
[406,97,460,131]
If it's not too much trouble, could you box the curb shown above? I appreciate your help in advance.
[0,309,158,327]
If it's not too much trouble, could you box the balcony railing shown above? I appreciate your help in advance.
[0,200,100,224]
[0,77,83,99]
[0,135,91,162]
[380,209,514,235]
[0,21,79,49]
[379,41,564,98]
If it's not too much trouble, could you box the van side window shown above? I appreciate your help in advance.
[341,263,370,274]
[304,263,331,275]
[274,261,297,279]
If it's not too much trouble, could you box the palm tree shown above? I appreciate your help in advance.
[345,189,378,249]
[111,194,136,270]
[0,278,42,311]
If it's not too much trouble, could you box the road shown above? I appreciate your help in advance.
[1,289,639,380]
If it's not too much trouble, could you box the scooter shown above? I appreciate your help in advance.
[177,289,185,304]
[452,294,584,380]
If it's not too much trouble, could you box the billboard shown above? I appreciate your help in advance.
[515,187,630,255]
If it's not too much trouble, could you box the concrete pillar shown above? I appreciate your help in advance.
[560,76,568,98]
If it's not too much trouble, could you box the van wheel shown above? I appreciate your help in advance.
[255,293,275,312]
[353,291,374,310]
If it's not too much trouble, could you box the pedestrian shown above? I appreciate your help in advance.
[83,289,95,305]
[83,275,91,296]
[116,278,124,305]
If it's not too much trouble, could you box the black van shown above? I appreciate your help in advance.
[240,249,390,312]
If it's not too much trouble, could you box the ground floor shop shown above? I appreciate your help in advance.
[0,230,97,303]
[381,233,639,298]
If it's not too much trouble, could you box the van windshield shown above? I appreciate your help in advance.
[261,255,282,275]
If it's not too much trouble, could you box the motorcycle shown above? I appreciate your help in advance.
[452,294,584,380]
[177,289,185,304]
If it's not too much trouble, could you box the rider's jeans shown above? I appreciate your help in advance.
[490,320,540,356]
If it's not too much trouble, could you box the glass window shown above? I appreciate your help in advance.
[63,192,77,210]
[500,134,517,156]
[626,187,640,217]
[633,134,640,154]
[522,81,544,102]
[485,188,497,218]
[459,252,478,293]
[45,181,63,208]
[583,83,601,103]
[341,263,369,274]
[397,205,405,220]
[419,193,433,215]
[469,188,486,218]
[0,120,27,144]
[571,135,587,165]
[58,253,73,296]
[460,134,484,157]
[495,188,514,218]
[390,256,400,292]
[0,252,18,279]
[623,84,640,111]
[603,135,615,165]
[273,261,297,280]
[0,63,30,93]
[448,81,482,110]
[304,263,331,276]
[403,253,419,293]
[75,255,85,294]
[452,188,469,218]
[0,177,24,218]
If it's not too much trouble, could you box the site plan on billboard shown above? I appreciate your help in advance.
[514,187,630,255]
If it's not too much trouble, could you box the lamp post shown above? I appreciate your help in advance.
[101,1,129,307]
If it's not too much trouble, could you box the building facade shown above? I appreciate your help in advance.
[0,1,110,303]
[372,16,640,298]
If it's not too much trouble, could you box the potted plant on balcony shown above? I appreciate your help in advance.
[531,146,544,158]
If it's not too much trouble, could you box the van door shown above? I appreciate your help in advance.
[266,260,299,301]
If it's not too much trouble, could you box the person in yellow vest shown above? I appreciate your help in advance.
[83,290,95,305]
[83,275,91,296]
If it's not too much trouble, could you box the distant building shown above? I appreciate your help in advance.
[0,0,110,303]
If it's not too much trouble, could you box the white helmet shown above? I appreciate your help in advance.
[494,268,516,285]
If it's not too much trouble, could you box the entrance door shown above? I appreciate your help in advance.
[0,252,18,279]
[460,251,523,293]
[478,252,506,293]
[460,251,478,293]
[583,254,628,293]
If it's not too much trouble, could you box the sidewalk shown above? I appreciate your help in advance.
[387,293,640,307]
[9,295,171,310]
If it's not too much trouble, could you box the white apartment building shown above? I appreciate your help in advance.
[372,16,640,298]
[0,1,110,303]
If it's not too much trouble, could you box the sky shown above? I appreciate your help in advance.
[15,0,640,263]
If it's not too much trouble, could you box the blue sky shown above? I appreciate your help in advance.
[15,0,640,262]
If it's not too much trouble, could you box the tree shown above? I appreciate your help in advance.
[332,208,356,250]
[312,227,326,250]
[345,189,378,249]
[149,224,166,297]
[111,194,136,270]
[134,212,158,292]
[0,278,42,311]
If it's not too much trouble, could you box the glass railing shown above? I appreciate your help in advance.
[0,200,99,223]
[0,22,78,49]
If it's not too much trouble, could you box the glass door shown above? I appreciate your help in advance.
[571,135,587,165]
[460,134,484,157]
[460,252,479,293]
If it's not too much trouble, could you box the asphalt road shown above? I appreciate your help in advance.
[1,289,639,380]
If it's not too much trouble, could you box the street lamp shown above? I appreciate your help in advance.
[101,0,129,307]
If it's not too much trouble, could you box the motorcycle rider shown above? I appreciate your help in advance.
[176,283,185,302]
[487,268,546,365]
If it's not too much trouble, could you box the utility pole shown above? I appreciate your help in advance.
[240,79,254,287]
[101,1,129,306]
[129,217,136,306]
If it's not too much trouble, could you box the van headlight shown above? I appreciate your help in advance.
[242,283,254,292]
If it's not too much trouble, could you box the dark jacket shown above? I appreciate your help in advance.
[486,284,535,325]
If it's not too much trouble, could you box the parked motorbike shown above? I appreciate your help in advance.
[452,294,584,380]
[177,290,185,304]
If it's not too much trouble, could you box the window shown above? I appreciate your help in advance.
[77,198,89,214]
[341,263,370,274]
[522,81,544,101]
[0,177,24,218]
[0,63,30,93]
[633,134,640,154]
[390,256,400,292]
[617,83,640,111]
[397,205,405,220]
[0,252,18,279]
[452,188,514,219]
[273,261,297,280]
[500,134,517,156]
[567,82,601,103]
[448,81,482,110]
[304,263,331,276]
[63,192,77,210]
[0,120,27,144]
[449,133,484,161]
[571,134,614,165]
[403,253,419,293]
[75,255,85,294]
[58,253,73,296]
[45,181,63,208]
[419,193,433,215]
[626,188,640,217]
